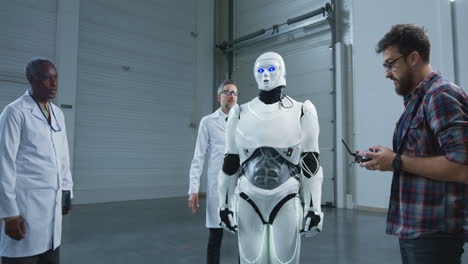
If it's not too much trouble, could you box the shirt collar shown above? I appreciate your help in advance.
[217,108,228,120]
[404,71,442,106]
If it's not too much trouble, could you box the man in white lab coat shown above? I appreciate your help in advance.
[188,80,238,264]
[0,58,73,264]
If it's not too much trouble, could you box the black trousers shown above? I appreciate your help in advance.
[399,234,464,264]
[207,228,223,264]
[2,247,60,264]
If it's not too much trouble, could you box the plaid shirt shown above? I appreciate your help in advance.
[387,71,468,241]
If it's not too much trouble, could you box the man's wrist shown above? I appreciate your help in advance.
[392,153,402,173]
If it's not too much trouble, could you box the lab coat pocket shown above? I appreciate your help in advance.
[25,188,55,233]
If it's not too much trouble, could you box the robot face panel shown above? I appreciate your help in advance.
[254,52,286,91]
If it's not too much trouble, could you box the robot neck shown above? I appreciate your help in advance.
[258,86,283,104]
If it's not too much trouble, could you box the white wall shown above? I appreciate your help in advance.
[453,0,468,90]
[351,0,456,208]
[192,0,215,194]
[0,0,57,110]
[194,0,215,128]
[54,0,80,171]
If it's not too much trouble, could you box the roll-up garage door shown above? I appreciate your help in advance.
[231,0,335,205]
[0,0,57,112]
[74,0,197,203]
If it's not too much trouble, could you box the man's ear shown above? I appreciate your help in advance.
[409,51,420,66]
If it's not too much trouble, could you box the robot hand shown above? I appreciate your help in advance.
[219,208,237,233]
[300,210,323,237]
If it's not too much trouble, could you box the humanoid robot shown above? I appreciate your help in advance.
[218,52,324,264]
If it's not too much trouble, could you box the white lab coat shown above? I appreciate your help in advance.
[0,91,73,257]
[188,108,227,228]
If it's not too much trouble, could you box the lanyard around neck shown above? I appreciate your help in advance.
[28,91,62,132]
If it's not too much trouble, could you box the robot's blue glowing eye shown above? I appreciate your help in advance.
[268,67,276,72]
[257,68,264,73]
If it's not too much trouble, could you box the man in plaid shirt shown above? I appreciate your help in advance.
[358,24,467,264]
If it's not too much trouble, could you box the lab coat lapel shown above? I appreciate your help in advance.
[21,91,46,122]
[215,109,227,130]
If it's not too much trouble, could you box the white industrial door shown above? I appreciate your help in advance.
[0,0,57,112]
[231,0,335,205]
[74,0,197,203]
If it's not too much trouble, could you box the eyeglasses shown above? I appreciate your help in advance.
[220,90,239,96]
[383,55,405,71]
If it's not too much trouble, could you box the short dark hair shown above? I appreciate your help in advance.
[376,24,431,63]
[25,57,55,79]
[217,79,237,94]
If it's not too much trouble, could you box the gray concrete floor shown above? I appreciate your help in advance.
[58,197,466,264]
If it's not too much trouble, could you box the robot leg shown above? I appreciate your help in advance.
[237,180,269,264]
[268,194,302,264]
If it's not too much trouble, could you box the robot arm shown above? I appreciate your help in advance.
[299,100,324,234]
[218,104,241,233]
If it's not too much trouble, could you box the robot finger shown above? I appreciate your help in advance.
[304,217,311,231]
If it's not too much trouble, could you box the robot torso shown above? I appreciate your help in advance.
[235,97,303,190]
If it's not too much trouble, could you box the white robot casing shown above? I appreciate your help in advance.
[254,52,286,91]
[219,51,324,264]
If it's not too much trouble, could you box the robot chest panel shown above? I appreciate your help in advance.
[235,107,302,148]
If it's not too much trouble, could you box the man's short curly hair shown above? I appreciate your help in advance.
[376,24,431,63]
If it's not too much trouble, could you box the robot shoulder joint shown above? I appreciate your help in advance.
[302,100,317,117]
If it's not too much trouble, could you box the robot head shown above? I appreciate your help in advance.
[254,52,286,91]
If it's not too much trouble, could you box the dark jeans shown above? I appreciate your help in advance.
[2,247,60,264]
[207,228,223,264]
[399,234,464,264]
